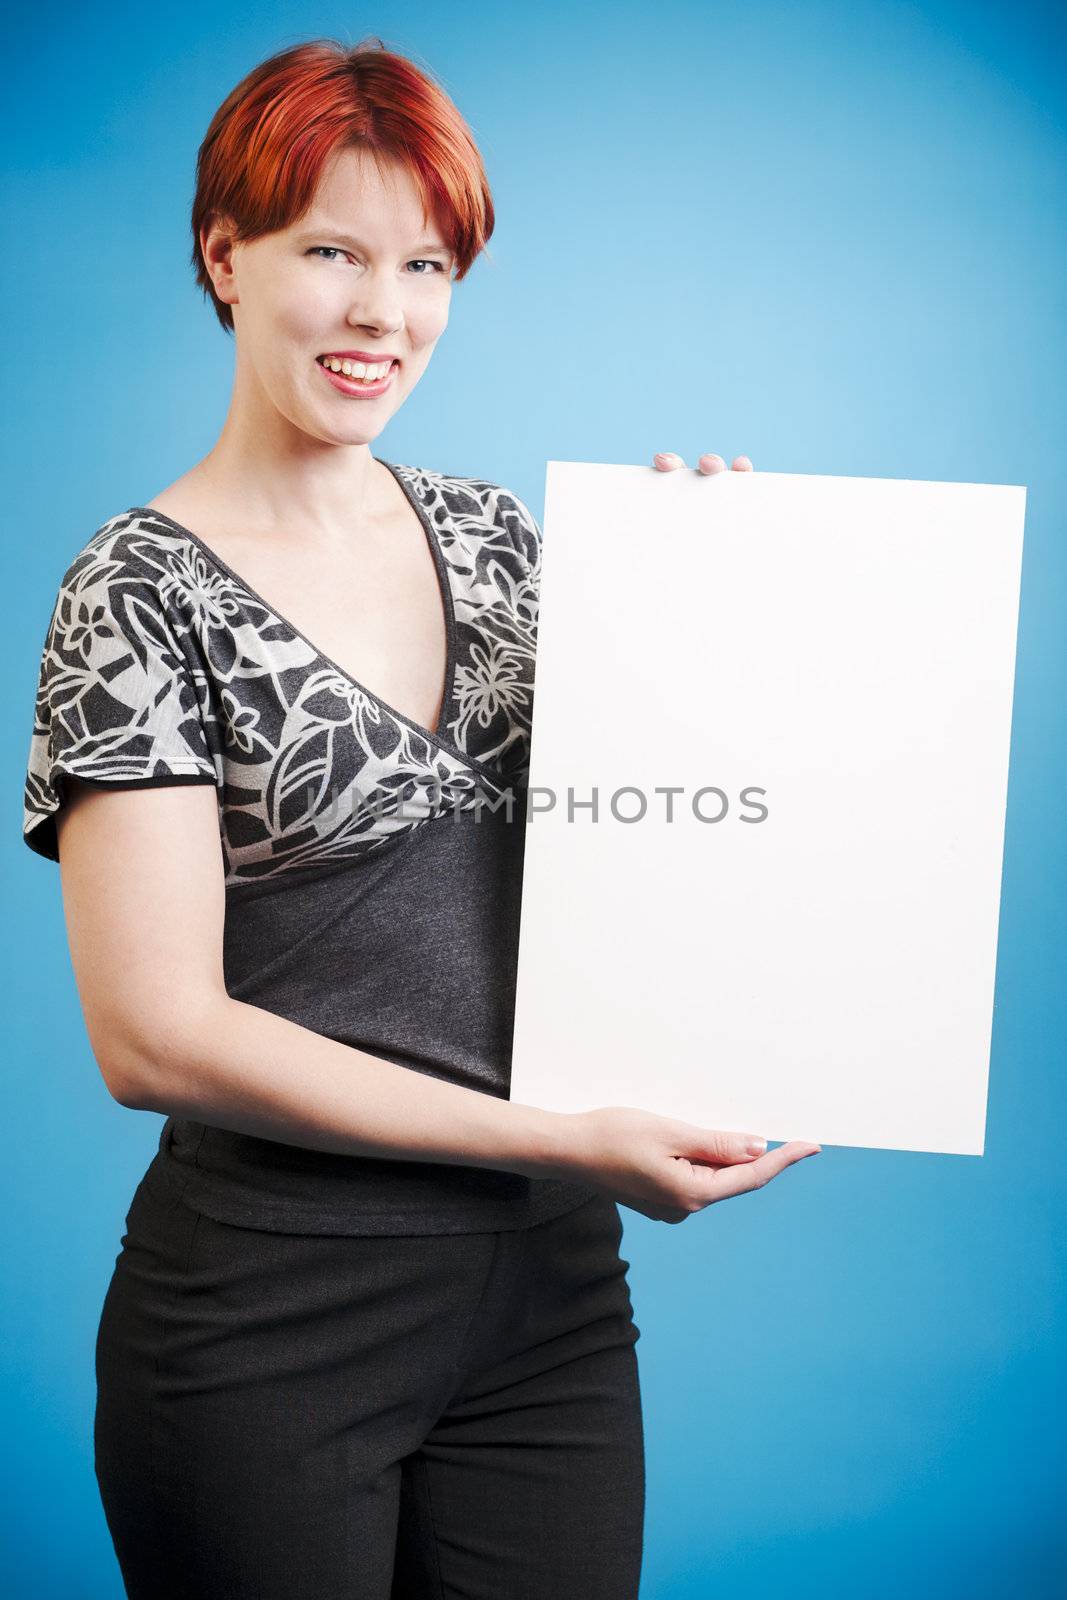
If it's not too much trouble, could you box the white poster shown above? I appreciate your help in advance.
[509,463,1026,1155]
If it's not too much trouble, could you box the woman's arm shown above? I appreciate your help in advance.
[56,778,818,1222]
[56,777,569,1172]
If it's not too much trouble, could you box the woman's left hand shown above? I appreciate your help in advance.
[652,451,753,473]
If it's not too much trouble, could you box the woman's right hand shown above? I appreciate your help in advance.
[565,1105,821,1222]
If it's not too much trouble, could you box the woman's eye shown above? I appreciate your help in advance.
[307,248,447,275]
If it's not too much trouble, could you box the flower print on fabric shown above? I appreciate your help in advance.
[23,461,543,888]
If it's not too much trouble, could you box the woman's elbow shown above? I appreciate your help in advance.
[90,997,220,1113]
[88,1030,151,1109]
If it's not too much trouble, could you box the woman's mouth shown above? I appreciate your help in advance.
[316,355,399,398]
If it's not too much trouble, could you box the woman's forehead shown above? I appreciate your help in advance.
[305,147,438,234]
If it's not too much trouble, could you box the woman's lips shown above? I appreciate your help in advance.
[316,358,398,398]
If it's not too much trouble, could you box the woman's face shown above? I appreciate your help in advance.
[214,144,454,445]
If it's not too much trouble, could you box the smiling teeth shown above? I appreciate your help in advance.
[320,357,392,380]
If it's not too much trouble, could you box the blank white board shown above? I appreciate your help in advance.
[508,462,1026,1155]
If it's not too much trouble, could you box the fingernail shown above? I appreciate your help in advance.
[654,452,678,467]
[746,1137,767,1156]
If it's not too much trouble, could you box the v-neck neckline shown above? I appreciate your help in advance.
[127,456,460,752]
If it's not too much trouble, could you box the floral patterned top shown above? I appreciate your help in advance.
[21,459,597,1235]
[24,458,540,882]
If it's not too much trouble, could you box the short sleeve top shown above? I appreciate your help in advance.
[23,458,597,1234]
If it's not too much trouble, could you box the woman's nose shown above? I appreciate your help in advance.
[346,274,404,335]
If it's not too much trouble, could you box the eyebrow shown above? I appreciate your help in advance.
[297,228,454,255]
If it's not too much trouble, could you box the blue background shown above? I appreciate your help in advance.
[4,1,1065,1594]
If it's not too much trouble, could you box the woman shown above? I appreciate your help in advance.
[22,37,820,1600]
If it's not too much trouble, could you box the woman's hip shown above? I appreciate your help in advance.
[95,1173,637,1439]
[93,1174,642,1596]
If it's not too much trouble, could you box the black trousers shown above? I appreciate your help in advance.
[94,1166,645,1598]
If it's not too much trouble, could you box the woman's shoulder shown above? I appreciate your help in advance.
[387,460,542,567]
[51,507,197,597]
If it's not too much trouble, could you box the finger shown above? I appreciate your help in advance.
[653,452,686,471]
[696,1140,821,1204]
[697,453,727,474]
[732,455,753,471]
[682,1129,769,1166]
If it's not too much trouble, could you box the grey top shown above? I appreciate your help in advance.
[23,458,596,1234]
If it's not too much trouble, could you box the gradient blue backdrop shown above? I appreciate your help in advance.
[3,2,1064,1595]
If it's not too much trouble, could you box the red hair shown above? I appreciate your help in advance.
[190,36,495,333]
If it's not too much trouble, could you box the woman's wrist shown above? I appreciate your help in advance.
[497,1102,591,1184]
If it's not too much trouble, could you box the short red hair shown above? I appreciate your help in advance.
[190,36,495,333]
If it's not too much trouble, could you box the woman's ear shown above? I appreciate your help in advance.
[200,214,239,308]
